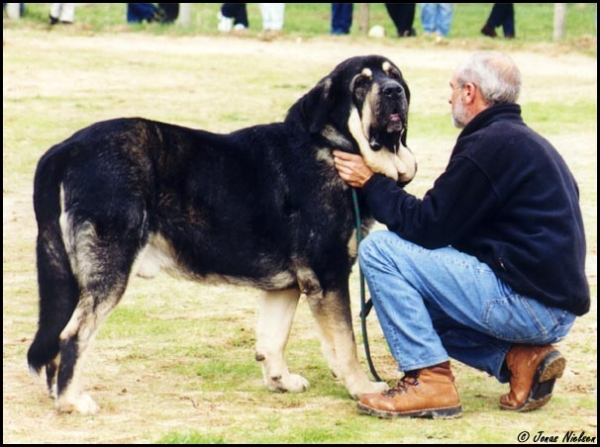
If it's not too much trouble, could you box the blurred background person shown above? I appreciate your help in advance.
[49,3,75,25]
[259,3,285,33]
[385,3,417,37]
[127,3,160,23]
[218,3,249,32]
[420,3,454,40]
[158,3,179,23]
[330,3,353,35]
[481,3,515,38]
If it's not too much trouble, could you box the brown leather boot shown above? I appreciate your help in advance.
[500,344,566,412]
[357,361,462,419]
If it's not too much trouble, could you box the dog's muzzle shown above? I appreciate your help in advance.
[366,79,408,152]
[380,80,408,134]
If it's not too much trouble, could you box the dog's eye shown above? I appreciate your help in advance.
[388,71,401,81]
[353,76,369,90]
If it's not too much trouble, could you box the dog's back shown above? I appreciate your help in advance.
[27,116,342,372]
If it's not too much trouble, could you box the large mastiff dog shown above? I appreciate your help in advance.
[28,55,417,414]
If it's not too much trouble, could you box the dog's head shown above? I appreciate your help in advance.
[286,55,417,185]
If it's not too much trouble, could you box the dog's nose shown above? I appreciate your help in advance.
[382,81,404,100]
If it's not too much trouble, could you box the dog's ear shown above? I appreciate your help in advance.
[400,79,411,147]
[285,77,337,134]
[401,125,408,148]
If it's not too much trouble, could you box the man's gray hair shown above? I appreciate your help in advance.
[455,51,521,105]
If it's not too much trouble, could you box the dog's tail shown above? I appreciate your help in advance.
[27,142,80,374]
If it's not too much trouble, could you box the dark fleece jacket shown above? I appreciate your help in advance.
[362,103,590,316]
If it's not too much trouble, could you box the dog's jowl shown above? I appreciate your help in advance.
[28,55,416,414]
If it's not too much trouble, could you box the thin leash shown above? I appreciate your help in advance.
[351,188,383,383]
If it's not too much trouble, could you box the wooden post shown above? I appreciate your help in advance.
[357,3,370,35]
[178,3,192,26]
[553,3,567,41]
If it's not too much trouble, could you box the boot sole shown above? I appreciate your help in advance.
[500,350,566,412]
[357,402,462,419]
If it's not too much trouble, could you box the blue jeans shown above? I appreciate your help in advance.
[126,3,158,23]
[331,3,353,34]
[358,231,575,383]
[420,3,454,36]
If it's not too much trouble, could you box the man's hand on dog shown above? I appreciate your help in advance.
[333,150,374,188]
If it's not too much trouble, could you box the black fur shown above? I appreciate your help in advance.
[27,55,415,413]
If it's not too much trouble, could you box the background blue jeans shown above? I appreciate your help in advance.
[359,231,575,383]
[331,3,353,34]
[420,3,454,36]
[126,3,158,23]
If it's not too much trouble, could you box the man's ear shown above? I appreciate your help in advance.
[462,82,477,105]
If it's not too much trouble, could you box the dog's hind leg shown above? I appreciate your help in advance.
[255,288,309,393]
[55,285,124,414]
[306,286,389,399]
[54,211,144,414]
[28,221,80,400]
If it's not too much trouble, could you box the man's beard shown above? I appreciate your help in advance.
[452,97,469,129]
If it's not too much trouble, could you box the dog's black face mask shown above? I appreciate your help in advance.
[350,64,410,154]
[287,55,416,185]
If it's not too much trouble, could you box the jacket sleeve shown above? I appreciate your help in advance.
[361,156,501,248]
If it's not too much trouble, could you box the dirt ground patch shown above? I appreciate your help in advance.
[3,30,597,444]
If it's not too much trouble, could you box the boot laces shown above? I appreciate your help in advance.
[384,371,420,397]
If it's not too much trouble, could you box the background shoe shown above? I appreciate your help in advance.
[481,24,497,37]
[217,12,233,32]
[399,28,417,38]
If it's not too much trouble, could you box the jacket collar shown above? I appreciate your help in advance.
[458,103,523,139]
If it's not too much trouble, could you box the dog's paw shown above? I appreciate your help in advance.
[267,373,310,393]
[48,383,57,400]
[285,374,310,392]
[349,380,390,399]
[368,380,390,394]
[56,392,99,415]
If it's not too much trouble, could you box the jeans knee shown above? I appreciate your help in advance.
[359,231,386,263]
[359,231,405,269]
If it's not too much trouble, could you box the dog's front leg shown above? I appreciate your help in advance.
[255,289,309,393]
[306,289,389,399]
